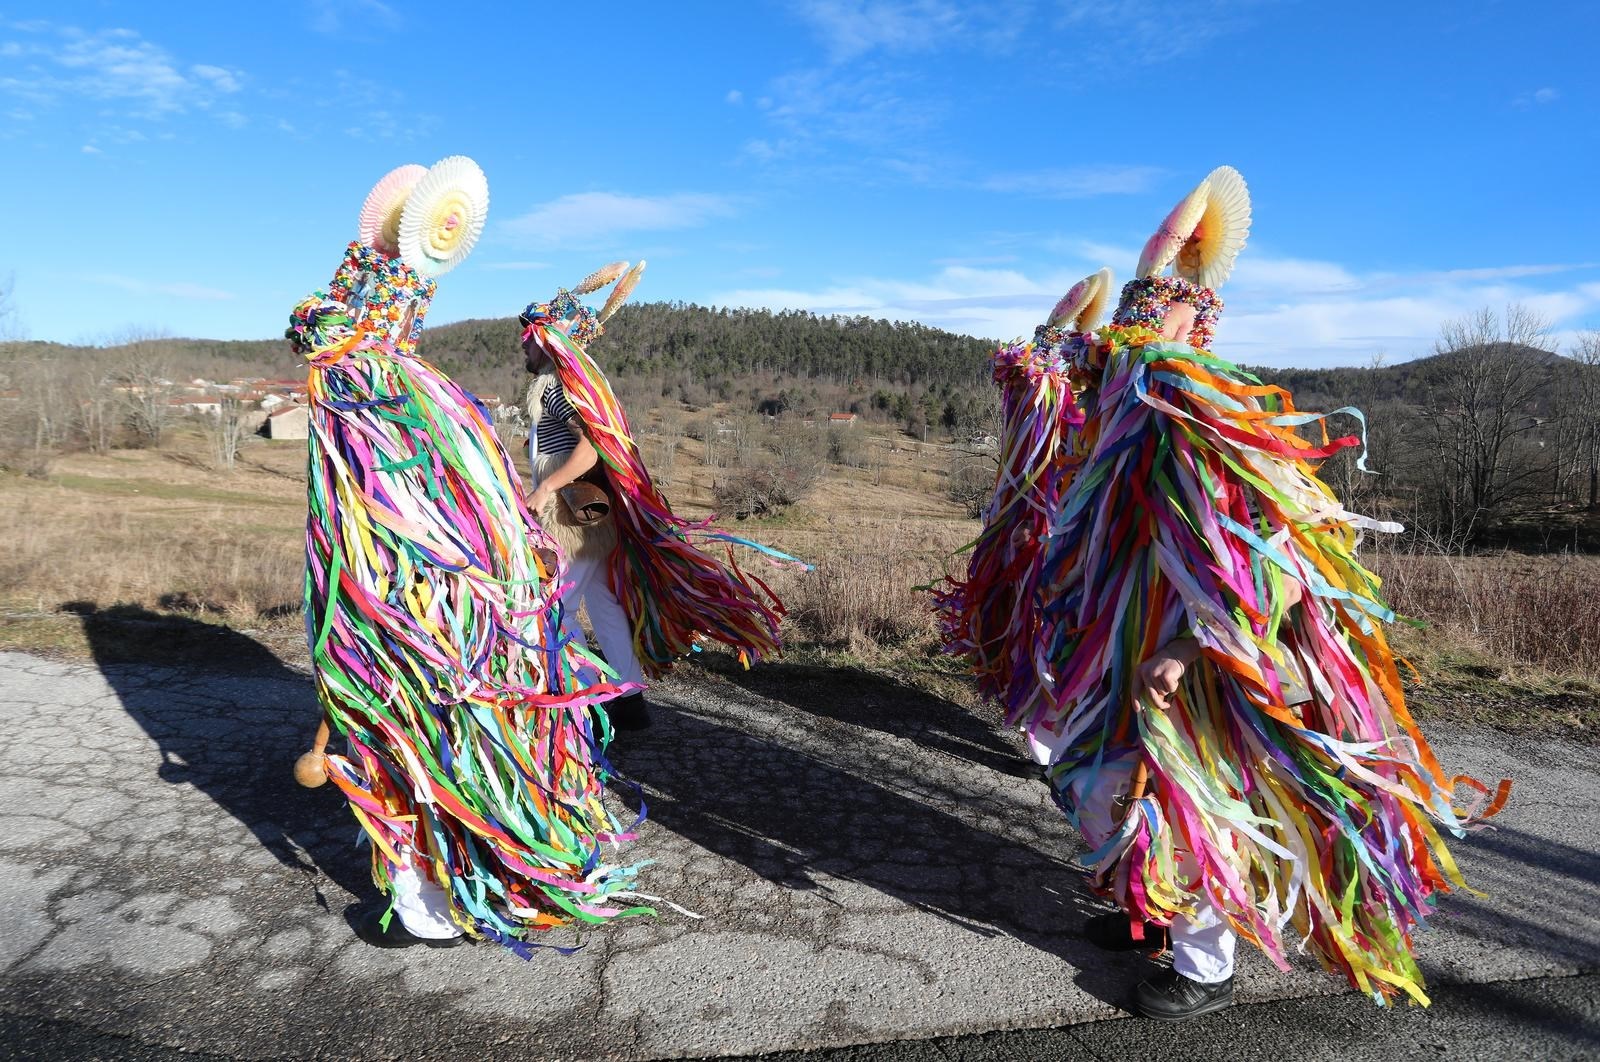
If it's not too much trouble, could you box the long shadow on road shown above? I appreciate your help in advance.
[704,658,1034,780]
[610,673,1138,1010]
[66,609,1144,1011]
[66,602,370,907]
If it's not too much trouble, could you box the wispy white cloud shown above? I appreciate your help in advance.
[740,2,1024,173]
[1050,238,1142,266]
[91,274,236,302]
[712,254,1600,366]
[325,70,433,142]
[759,66,940,145]
[1513,86,1560,107]
[504,192,739,249]
[981,165,1166,199]
[309,0,398,35]
[725,89,743,105]
[791,0,971,60]
[714,264,1072,340]
[740,137,800,163]
[191,64,240,93]
[754,3,1253,182]
[1053,0,1263,62]
[1176,255,1600,365]
[0,23,243,122]
[933,254,1020,267]
[1228,256,1362,296]
[478,261,553,272]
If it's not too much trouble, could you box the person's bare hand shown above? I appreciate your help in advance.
[1282,577,1304,610]
[1139,652,1187,711]
[1138,637,1201,710]
[529,482,555,514]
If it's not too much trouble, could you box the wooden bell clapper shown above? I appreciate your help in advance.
[294,718,331,788]
[1123,760,1150,818]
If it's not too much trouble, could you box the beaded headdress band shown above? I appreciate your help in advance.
[520,260,646,350]
[1113,276,1224,351]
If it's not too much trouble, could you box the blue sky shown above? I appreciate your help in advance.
[1,1,1596,367]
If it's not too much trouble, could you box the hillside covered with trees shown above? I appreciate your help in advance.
[3,300,1597,549]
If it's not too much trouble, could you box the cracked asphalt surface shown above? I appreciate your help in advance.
[1,627,1595,1061]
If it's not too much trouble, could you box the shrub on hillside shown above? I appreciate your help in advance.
[712,461,819,518]
[947,458,994,519]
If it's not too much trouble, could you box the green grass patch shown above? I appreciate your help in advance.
[46,473,299,507]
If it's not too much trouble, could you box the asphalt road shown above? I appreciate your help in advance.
[5,973,1594,1061]
[1,636,1594,1061]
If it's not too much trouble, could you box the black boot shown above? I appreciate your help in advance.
[607,692,652,731]
[1133,968,1234,1021]
[1083,911,1170,952]
[349,905,465,950]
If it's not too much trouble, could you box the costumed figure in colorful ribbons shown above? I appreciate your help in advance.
[517,265,807,723]
[287,158,653,953]
[979,166,1509,1019]
[932,267,1115,727]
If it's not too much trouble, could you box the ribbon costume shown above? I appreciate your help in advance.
[933,267,1114,725]
[518,266,807,683]
[941,167,1509,1013]
[289,159,650,953]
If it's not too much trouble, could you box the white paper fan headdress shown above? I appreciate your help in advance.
[397,155,490,277]
[289,156,488,358]
[1046,267,1116,333]
[1175,165,1251,290]
[1113,166,1250,350]
[358,163,427,258]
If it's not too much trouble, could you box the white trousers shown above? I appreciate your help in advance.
[527,459,647,690]
[1057,749,1238,984]
[560,552,647,689]
[390,848,462,939]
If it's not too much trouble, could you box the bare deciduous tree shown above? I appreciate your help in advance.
[1568,332,1600,510]
[713,420,824,518]
[0,355,70,476]
[0,272,18,341]
[947,455,995,518]
[70,357,118,453]
[113,332,178,448]
[208,396,249,471]
[1419,305,1552,541]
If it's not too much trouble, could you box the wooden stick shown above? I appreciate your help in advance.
[1117,760,1151,824]
[293,718,331,788]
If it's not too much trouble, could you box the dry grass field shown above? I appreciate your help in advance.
[2,411,1596,733]
[0,414,973,676]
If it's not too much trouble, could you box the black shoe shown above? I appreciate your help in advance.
[1133,968,1234,1021]
[607,692,652,731]
[1083,912,1170,952]
[350,905,465,950]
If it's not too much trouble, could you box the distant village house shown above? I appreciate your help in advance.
[263,404,309,440]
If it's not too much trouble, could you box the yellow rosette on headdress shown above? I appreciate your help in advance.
[398,156,490,277]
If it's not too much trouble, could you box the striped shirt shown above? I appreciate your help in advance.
[531,378,582,456]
